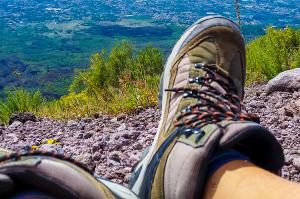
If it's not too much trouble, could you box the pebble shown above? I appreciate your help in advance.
[293,158,300,170]
[109,151,122,162]
[67,120,77,127]
[84,132,93,139]
[8,121,22,129]
[39,144,64,154]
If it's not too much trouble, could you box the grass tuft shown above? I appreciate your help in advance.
[0,89,44,124]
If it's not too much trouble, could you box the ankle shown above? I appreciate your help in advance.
[207,150,250,177]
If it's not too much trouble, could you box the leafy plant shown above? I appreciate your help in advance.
[37,41,163,119]
[246,27,300,83]
[70,41,163,94]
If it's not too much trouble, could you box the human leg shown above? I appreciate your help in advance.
[204,160,300,199]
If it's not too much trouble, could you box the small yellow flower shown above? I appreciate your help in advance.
[31,146,39,150]
[44,139,59,145]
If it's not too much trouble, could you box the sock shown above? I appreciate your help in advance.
[207,150,250,177]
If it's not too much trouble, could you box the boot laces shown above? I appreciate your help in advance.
[165,63,259,140]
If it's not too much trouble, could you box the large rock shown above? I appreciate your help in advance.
[9,112,37,124]
[267,68,300,94]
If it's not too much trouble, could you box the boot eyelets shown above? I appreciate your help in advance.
[195,131,206,142]
[195,63,205,69]
[183,93,189,98]
[192,128,202,134]
[188,78,195,83]
[182,106,192,113]
[183,128,193,138]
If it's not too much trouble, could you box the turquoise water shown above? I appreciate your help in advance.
[0,0,299,97]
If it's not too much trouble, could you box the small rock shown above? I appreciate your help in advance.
[92,143,101,152]
[149,127,157,135]
[97,141,107,149]
[117,114,126,121]
[102,127,113,133]
[280,122,289,129]
[5,133,19,143]
[93,113,100,119]
[9,112,37,124]
[267,116,279,124]
[133,143,143,150]
[77,133,84,139]
[121,139,130,146]
[67,120,77,127]
[293,158,300,170]
[109,151,122,162]
[130,131,140,139]
[294,99,300,115]
[84,132,93,139]
[82,118,92,123]
[248,101,258,108]
[110,117,118,123]
[282,100,300,117]
[74,153,92,165]
[122,132,131,139]
[8,121,22,129]
[92,152,102,161]
[39,144,63,154]
[108,159,120,166]
[104,135,110,141]
[284,107,295,117]
[285,154,293,165]
[255,91,262,97]
[117,123,127,131]
[274,101,282,109]
[78,122,86,130]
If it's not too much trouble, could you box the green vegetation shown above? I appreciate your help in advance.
[0,89,44,123]
[246,27,300,83]
[1,28,300,124]
[37,41,163,120]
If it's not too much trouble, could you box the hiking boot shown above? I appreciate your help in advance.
[129,16,284,199]
[0,149,138,199]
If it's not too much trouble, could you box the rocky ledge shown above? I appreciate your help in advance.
[0,69,299,185]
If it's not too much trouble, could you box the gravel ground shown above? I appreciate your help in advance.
[0,83,299,185]
[245,84,300,182]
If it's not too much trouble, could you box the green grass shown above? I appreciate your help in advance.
[1,28,299,124]
[0,89,44,124]
[246,27,300,83]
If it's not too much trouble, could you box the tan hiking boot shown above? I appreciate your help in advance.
[0,149,138,199]
[129,16,284,199]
